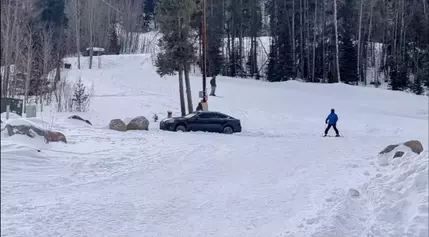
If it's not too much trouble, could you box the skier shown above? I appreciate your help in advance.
[209,76,217,96]
[324,108,340,137]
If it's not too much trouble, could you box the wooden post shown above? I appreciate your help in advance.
[6,105,10,120]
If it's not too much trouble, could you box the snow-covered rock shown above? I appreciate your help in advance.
[2,118,67,143]
[108,119,127,132]
[361,150,429,237]
[126,116,149,131]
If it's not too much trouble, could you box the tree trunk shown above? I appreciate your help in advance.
[292,0,296,76]
[75,0,81,69]
[311,0,318,82]
[178,68,186,116]
[322,0,326,82]
[299,0,304,78]
[366,0,375,86]
[24,28,33,114]
[88,0,94,69]
[184,63,193,113]
[333,0,341,83]
[357,0,364,84]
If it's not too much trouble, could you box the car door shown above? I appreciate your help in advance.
[194,112,216,132]
[210,113,229,132]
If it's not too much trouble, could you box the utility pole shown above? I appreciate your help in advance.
[202,0,208,101]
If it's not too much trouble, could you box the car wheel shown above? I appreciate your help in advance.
[175,125,186,132]
[222,126,233,134]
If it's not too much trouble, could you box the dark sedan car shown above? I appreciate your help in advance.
[159,111,242,134]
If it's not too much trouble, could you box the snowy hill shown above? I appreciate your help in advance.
[1,54,428,237]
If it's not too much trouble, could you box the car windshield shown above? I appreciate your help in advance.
[184,113,197,118]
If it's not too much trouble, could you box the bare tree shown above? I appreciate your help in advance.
[68,0,82,69]
[20,20,36,113]
[40,25,55,108]
[88,0,95,69]
[1,0,20,97]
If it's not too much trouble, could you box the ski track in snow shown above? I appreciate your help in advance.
[1,54,428,237]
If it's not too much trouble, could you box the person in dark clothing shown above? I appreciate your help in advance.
[324,108,340,137]
[196,100,203,111]
[209,76,217,96]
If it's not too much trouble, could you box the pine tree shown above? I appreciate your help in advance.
[339,0,358,84]
[72,77,90,112]
[143,0,156,30]
[265,0,294,82]
[266,41,279,82]
[156,0,197,116]
[108,25,121,55]
[411,75,424,95]
[205,0,224,77]
[340,33,358,84]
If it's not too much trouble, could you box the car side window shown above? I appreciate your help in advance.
[213,113,228,119]
[198,113,214,119]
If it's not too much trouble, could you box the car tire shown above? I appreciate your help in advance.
[222,126,234,134]
[175,125,186,132]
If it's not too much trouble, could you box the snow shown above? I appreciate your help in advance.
[1,53,428,237]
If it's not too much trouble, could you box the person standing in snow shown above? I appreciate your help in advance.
[324,108,340,137]
[209,76,217,96]
[195,97,208,111]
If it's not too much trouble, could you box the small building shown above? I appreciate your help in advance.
[84,47,105,56]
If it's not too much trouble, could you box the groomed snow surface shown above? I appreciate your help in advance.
[1,54,428,237]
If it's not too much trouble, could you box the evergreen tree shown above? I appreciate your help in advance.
[389,60,409,91]
[266,41,279,82]
[108,26,121,55]
[411,75,424,95]
[339,33,358,84]
[143,0,156,30]
[72,77,90,112]
[156,0,197,116]
[339,0,358,84]
[205,0,224,77]
[265,0,294,82]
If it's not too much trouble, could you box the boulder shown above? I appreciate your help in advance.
[68,115,92,125]
[126,116,149,131]
[404,140,423,154]
[109,119,127,132]
[380,140,424,155]
[379,144,399,154]
[5,124,67,143]
[393,151,405,158]
[348,188,360,198]
[44,130,67,143]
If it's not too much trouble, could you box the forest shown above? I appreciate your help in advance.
[1,0,428,106]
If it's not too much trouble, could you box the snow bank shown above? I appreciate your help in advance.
[1,117,49,148]
[309,146,428,237]
[1,111,22,121]
[362,149,428,237]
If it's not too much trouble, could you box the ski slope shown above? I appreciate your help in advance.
[1,54,428,237]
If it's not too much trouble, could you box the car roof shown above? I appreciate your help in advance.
[197,111,233,117]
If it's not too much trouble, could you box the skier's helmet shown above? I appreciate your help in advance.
[331,108,335,113]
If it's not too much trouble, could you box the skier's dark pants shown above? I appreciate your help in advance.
[325,124,339,135]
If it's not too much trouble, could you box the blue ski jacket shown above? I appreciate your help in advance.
[326,112,338,125]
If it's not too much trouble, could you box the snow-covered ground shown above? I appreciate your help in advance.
[1,54,428,237]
